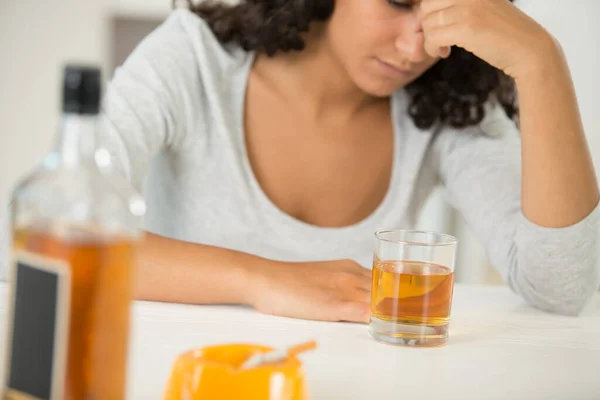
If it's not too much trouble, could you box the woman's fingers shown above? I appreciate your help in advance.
[254,259,374,323]
[332,271,371,293]
[338,260,372,281]
[340,260,372,276]
[424,23,466,51]
[356,275,372,292]
[358,266,372,279]
[420,0,459,16]
[423,36,443,59]
[438,46,452,59]
[421,8,466,57]
[420,4,471,58]
[343,286,371,303]
[421,5,470,32]
[330,300,371,323]
[346,264,372,290]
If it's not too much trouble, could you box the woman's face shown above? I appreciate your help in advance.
[324,0,438,97]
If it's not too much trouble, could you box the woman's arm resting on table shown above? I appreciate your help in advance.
[137,233,253,305]
[137,232,371,323]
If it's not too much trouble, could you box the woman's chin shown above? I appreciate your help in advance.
[355,75,409,98]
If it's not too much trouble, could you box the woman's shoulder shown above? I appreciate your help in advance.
[122,8,252,86]
[162,8,249,57]
[101,8,254,166]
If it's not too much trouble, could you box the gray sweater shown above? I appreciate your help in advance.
[2,9,599,315]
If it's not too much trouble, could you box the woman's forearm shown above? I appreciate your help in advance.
[132,233,372,323]
[517,39,599,227]
[135,232,267,305]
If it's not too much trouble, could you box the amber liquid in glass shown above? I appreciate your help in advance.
[371,260,454,327]
[11,228,136,400]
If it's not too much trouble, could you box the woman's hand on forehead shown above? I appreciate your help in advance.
[417,0,554,79]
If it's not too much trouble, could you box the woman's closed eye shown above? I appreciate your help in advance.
[387,0,414,11]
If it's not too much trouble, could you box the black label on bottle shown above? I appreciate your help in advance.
[4,251,70,400]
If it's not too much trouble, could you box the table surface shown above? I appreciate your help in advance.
[0,283,599,400]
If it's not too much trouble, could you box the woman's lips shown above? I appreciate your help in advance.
[375,58,416,79]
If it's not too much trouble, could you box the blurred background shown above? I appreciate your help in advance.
[0,0,599,284]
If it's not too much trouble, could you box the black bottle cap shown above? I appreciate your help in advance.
[62,65,101,115]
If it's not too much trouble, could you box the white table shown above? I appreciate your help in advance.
[1,283,599,400]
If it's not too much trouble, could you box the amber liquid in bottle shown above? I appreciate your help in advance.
[10,229,136,400]
[3,66,144,400]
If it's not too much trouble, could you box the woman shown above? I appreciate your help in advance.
[98,0,599,322]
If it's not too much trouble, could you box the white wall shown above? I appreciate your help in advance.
[0,0,110,201]
[0,0,598,283]
[0,0,171,208]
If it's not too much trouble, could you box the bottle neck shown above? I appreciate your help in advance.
[56,113,97,167]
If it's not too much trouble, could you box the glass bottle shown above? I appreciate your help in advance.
[3,65,145,400]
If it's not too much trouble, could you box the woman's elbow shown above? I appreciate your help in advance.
[512,253,599,316]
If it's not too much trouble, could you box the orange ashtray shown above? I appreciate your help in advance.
[163,344,309,400]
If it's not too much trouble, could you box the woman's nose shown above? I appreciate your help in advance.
[395,20,427,64]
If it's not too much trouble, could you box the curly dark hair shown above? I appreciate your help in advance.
[182,0,518,130]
